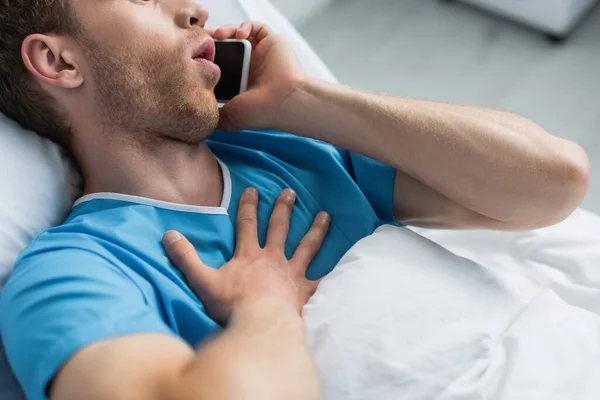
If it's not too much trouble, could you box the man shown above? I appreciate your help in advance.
[0,0,590,399]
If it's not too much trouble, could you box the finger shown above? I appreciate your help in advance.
[236,21,252,40]
[218,100,243,132]
[265,189,296,251]
[291,212,331,269]
[162,231,215,288]
[204,26,217,36]
[235,187,260,256]
[213,24,238,40]
[246,22,272,43]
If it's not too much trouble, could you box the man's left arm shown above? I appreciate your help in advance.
[213,22,590,230]
[274,78,590,230]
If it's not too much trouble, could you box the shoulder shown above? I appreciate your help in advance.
[0,228,171,400]
[3,227,144,315]
[13,226,115,274]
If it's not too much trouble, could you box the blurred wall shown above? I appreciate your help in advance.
[271,0,334,25]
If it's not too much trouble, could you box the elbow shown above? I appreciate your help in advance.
[572,145,592,191]
[558,142,590,208]
[540,141,590,227]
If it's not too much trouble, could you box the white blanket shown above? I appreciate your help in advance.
[305,209,600,400]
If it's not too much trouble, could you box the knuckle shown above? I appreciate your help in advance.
[238,215,256,227]
[268,218,286,230]
[235,246,253,260]
[172,246,196,266]
[167,240,186,256]
[264,247,282,258]
[300,237,320,253]
[244,248,260,260]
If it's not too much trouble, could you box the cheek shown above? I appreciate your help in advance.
[142,42,189,85]
[80,3,179,61]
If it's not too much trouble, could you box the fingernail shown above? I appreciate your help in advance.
[246,187,258,198]
[318,212,330,222]
[163,231,181,247]
[283,188,296,198]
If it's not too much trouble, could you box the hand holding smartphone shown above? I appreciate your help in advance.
[213,39,252,103]
[210,21,304,132]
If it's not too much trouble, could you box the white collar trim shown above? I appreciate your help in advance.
[72,158,232,215]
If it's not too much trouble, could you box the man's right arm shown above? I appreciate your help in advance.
[51,299,319,400]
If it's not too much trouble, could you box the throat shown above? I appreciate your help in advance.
[81,140,226,209]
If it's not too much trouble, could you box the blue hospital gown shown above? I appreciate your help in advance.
[0,129,397,400]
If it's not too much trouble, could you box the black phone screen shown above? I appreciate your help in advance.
[214,41,246,101]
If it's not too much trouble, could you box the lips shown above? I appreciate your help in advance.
[192,38,216,63]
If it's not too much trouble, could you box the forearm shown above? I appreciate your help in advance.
[171,299,322,400]
[51,302,321,400]
[277,78,590,227]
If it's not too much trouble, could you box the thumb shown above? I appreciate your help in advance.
[162,231,215,289]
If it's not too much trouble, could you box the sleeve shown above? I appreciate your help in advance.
[0,248,174,400]
[338,149,398,224]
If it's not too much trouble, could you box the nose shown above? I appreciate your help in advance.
[175,3,209,29]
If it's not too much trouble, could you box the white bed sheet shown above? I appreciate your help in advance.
[305,209,600,400]
[414,208,600,317]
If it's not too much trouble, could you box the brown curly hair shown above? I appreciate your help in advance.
[0,0,81,148]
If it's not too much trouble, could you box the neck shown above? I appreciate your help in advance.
[75,133,224,208]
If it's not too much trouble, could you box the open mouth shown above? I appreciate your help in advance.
[191,38,221,77]
[192,38,216,63]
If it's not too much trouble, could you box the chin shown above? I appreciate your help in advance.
[203,91,219,112]
[173,93,220,143]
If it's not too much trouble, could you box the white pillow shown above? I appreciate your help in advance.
[0,0,336,289]
[0,114,80,289]
[0,114,80,400]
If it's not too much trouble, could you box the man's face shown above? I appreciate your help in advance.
[72,0,220,143]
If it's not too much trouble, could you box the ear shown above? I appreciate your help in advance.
[21,34,84,90]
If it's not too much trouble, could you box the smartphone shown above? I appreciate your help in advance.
[214,39,252,103]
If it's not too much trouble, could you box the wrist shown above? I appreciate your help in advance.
[232,297,303,327]
[231,297,306,344]
[274,76,324,138]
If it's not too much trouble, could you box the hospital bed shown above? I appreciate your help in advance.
[2,1,600,399]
